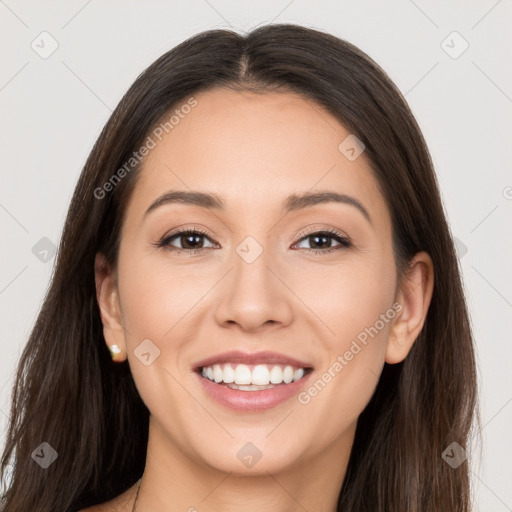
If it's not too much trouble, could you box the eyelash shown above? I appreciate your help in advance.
[154,225,352,256]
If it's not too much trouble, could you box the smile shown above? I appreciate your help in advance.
[199,363,310,390]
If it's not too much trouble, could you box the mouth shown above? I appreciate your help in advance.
[192,351,314,412]
[195,363,313,391]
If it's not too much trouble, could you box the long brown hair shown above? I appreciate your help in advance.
[0,24,478,511]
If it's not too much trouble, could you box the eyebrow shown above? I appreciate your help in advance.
[143,190,372,224]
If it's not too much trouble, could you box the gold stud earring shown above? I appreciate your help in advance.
[108,344,123,362]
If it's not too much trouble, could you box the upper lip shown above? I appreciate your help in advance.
[193,350,314,370]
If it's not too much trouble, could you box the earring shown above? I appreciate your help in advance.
[108,344,124,362]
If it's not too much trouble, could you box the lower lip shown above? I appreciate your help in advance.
[194,370,313,412]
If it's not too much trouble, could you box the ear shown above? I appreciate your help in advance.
[94,253,127,362]
[386,251,434,364]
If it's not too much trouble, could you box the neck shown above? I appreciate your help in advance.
[134,415,354,512]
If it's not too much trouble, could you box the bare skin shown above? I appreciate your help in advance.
[89,88,433,511]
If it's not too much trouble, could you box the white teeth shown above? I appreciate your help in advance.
[251,364,270,385]
[227,383,275,391]
[213,364,223,383]
[222,364,235,383]
[293,368,304,381]
[269,365,283,384]
[200,362,308,386]
[283,366,294,384]
[234,364,252,385]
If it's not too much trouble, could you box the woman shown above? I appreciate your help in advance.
[0,23,477,511]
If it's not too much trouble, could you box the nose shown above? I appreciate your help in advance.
[213,243,294,333]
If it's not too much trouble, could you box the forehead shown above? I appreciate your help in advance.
[126,87,389,227]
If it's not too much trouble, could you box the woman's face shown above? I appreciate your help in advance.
[100,88,404,476]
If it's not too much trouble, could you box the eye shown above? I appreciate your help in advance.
[292,228,352,254]
[155,227,217,254]
[154,226,352,255]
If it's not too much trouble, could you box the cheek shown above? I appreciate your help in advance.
[291,256,396,432]
[286,254,397,348]
[115,256,205,427]
[117,252,208,340]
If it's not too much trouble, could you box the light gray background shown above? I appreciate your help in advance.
[1,1,511,509]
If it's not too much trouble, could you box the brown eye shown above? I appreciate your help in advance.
[293,230,351,253]
[158,229,216,252]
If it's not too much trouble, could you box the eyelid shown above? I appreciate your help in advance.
[162,224,213,240]
[293,224,352,245]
